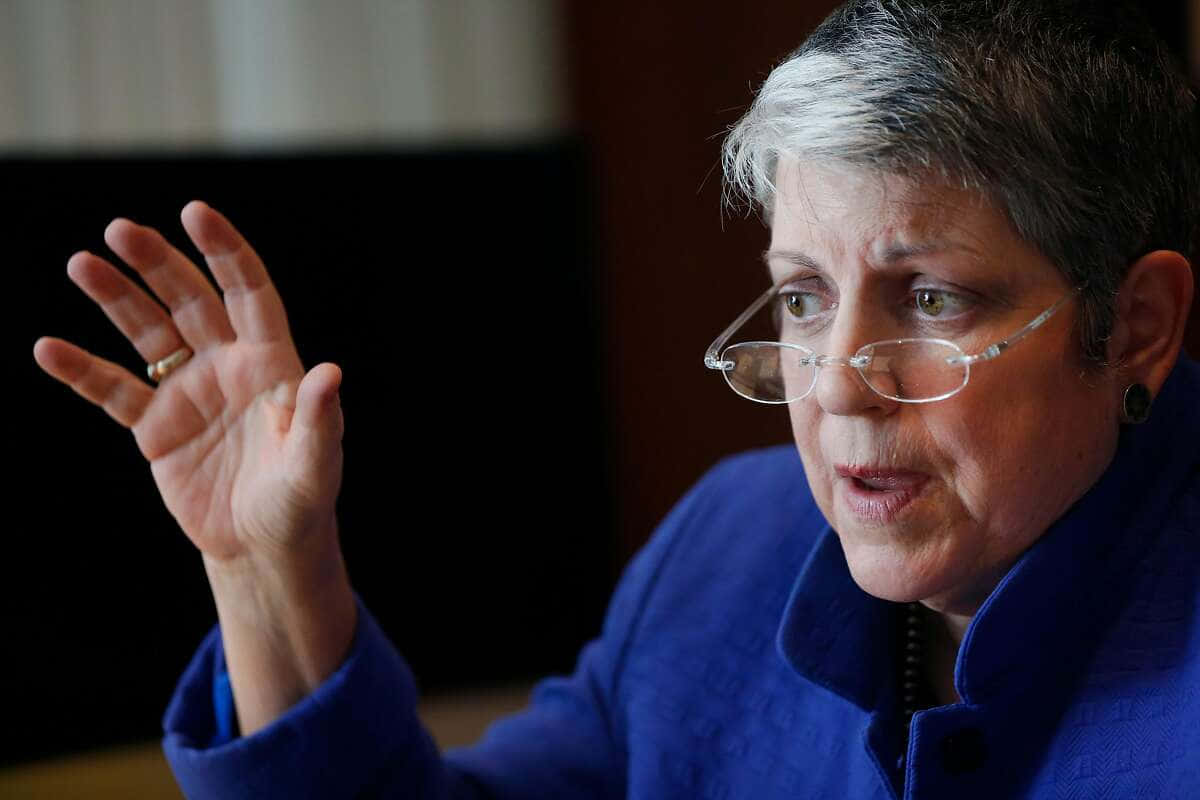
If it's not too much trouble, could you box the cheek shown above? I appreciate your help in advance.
[935,375,1115,531]
[788,404,831,501]
[927,381,1064,515]
[924,410,999,518]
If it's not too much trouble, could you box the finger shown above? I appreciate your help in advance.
[180,201,293,345]
[33,336,155,428]
[291,362,343,434]
[285,362,345,498]
[104,218,236,352]
[66,250,189,363]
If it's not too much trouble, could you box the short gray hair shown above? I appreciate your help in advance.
[722,0,1200,363]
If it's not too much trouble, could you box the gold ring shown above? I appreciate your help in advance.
[147,346,193,383]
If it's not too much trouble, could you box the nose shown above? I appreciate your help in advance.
[812,359,900,416]
[811,306,900,417]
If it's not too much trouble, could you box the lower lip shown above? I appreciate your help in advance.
[839,475,929,523]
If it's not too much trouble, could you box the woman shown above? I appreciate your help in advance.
[33,1,1200,798]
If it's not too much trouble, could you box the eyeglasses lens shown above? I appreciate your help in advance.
[857,340,968,402]
[722,340,967,403]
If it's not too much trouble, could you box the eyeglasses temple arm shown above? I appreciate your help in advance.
[952,287,1082,366]
[704,282,780,370]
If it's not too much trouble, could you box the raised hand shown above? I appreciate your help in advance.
[34,201,345,567]
[35,202,357,734]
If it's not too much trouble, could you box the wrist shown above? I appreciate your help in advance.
[204,519,347,621]
[202,517,359,732]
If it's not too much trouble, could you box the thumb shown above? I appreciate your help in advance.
[289,362,344,454]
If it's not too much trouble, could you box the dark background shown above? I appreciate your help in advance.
[12,146,615,763]
[7,0,1196,767]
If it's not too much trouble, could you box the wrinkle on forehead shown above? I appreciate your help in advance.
[770,160,998,265]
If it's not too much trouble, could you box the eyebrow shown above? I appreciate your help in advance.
[761,242,958,272]
[761,242,1019,308]
[761,249,821,272]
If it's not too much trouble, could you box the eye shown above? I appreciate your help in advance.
[782,291,824,320]
[913,288,967,317]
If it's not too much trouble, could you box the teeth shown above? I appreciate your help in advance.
[855,475,914,491]
[844,470,926,492]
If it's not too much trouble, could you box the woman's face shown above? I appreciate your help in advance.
[770,162,1122,617]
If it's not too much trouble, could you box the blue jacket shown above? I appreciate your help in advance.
[163,357,1200,799]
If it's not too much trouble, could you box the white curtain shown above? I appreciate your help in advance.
[0,0,566,151]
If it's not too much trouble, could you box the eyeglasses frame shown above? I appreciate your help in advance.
[704,281,1083,404]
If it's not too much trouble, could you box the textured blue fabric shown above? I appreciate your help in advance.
[163,357,1200,799]
[211,668,234,747]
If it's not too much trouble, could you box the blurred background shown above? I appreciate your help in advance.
[5,0,1198,796]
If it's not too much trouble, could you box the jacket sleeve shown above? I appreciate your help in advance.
[161,463,717,800]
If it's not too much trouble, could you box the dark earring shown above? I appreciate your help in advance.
[1121,383,1152,424]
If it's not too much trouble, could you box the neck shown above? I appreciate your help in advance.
[932,606,972,648]
[921,605,970,705]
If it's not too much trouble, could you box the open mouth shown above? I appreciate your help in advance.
[853,476,905,492]
[836,467,930,522]
[837,466,928,489]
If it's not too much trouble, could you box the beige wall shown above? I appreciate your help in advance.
[0,0,567,151]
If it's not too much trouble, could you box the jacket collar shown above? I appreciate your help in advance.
[776,356,1200,709]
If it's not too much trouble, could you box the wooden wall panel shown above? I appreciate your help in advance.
[565,0,1199,563]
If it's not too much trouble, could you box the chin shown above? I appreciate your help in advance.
[841,536,1002,619]
[842,553,931,603]
[837,530,964,605]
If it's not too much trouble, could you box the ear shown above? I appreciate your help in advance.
[1105,250,1194,396]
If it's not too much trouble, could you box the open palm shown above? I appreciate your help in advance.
[34,202,344,565]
